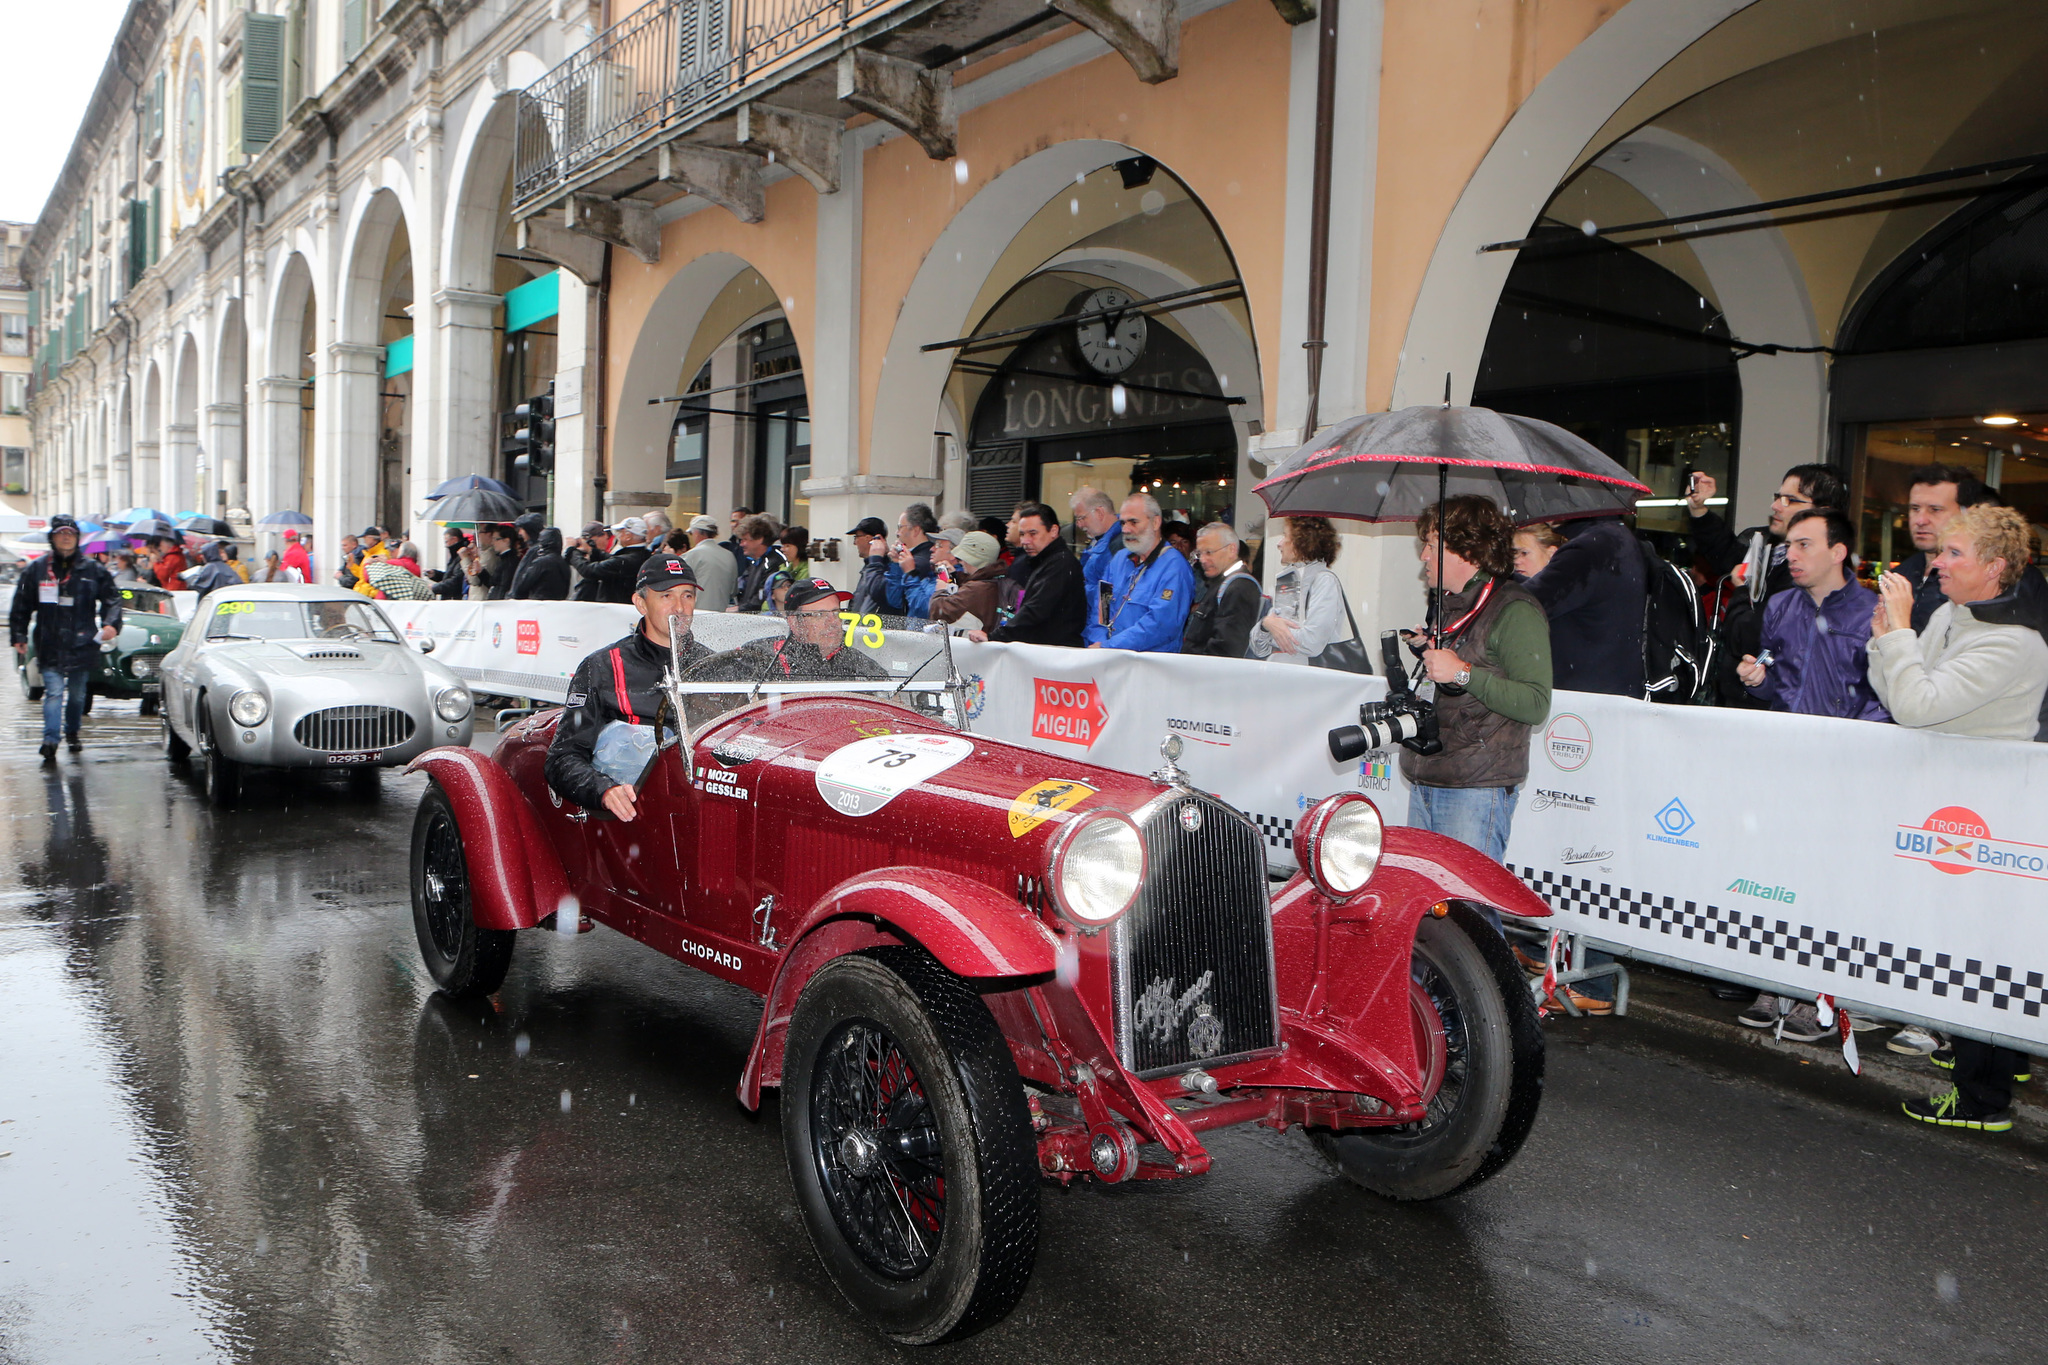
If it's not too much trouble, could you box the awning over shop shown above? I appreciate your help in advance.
[505,270,559,334]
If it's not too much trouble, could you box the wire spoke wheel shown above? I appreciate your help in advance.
[1312,904,1544,1201]
[408,784,515,997]
[420,809,470,964]
[783,948,1037,1345]
[812,1019,948,1279]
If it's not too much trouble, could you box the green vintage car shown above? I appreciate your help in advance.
[17,583,189,715]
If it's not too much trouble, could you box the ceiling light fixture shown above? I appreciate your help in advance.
[1981,414,2021,426]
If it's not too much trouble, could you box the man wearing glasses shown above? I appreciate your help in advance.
[1685,463,1848,706]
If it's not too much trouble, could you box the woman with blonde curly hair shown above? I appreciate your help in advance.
[1868,503,2047,741]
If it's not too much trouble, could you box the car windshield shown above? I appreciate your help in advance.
[677,611,960,731]
[118,586,176,615]
[205,598,403,644]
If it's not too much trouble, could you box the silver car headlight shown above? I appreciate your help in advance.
[434,685,473,722]
[228,689,270,728]
[127,655,159,679]
[1047,812,1145,931]
[1295,793,1384,898]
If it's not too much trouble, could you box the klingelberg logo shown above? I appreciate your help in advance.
[1648,798,1699,849]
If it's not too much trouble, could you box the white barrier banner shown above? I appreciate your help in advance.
[380,602,2048,1051]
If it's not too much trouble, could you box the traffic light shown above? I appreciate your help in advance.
[514,382,556,475]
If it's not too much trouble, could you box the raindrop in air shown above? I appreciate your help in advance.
[1140,189,1166,216]
[1111,384,1128,416]
[1070,198,1080,216]
[1580,219,1598,236]
[1376,481,1392,496]
[515,1032,532,1058]
[629,1093,637,1106]
[561,1089,573,1113]
[1584,1258,1599,1277]
[954,159,969,184]
[1937,1271,1960,1302]
[254,1234,269,1255]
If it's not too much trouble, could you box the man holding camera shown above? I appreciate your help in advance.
[1403,497,1553,926]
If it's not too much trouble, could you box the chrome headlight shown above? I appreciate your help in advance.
[434,685,473,722]
[228,689,270,728]
[1295,793,1384,898]
[127,655,159,679]
[1047,812,1145,931]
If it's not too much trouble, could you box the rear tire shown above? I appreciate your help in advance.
[1313,903,1544,1201]
[162,711,190,763]
[409,784,515,997]
[782,946,1038,1346]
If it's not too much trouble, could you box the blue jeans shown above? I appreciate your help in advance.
[1407,782,1520,935]
[41,665,92,747]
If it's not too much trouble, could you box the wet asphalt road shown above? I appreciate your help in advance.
[3,684,2047,1365]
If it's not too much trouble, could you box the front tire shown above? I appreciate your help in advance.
[782,947,1038,1346]
[162,711,190,763]
[1313,902,1545,1201]
[409,785,515,997]
[200,708,241,808]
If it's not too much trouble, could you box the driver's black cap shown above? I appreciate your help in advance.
[848,516,886,537]
[636,554,699,592]
[49,514,80,534]
[784,577,852,611]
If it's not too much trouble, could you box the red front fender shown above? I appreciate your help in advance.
[738,868,1060,1109]
[408,746,571,932]
[1380,825,1553,919]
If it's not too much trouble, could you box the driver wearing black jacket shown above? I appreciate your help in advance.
[545,553,710,820]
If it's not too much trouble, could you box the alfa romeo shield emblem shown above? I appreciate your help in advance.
[1178,803,1203,832]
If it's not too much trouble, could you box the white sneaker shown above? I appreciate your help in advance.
[1887,1024,1941,1056]
[1738,993,1780,1028]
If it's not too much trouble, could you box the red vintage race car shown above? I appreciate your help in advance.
[407,618,1548,1345]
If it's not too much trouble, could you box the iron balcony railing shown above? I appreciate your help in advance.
[514,0,907,208]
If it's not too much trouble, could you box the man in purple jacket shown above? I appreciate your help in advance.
[1737,507,1889,721]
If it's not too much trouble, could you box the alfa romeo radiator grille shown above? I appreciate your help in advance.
[293,705,414,753]
[1115,793,1278,1076]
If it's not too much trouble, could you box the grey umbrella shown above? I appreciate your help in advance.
[1254,403,1650,646]
[429,489,527,526]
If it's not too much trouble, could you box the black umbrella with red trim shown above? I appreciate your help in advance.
[1253,402,1650,646]
[1252,403,1649,527]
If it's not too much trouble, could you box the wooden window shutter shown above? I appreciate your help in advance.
[242,12,286,153]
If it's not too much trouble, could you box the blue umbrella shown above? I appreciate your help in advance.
[425,474,515,500]
[110,506,173,525]
[258,509,314,527]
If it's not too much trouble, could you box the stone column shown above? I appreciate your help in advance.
[551,276,600,533]
[320,341,384,573]
[800,131,864,586]
[165,422,198,515]
[426,286,502,548]
[207,402,245,515]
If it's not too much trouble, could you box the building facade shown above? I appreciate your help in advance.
[1,223,29,516]
[27,0,2048,618]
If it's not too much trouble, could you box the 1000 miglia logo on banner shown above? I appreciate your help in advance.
[1894,806,2048,881]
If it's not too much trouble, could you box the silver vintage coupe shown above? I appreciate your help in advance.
[158,584,475,805]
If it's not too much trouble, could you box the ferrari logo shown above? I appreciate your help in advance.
[1007,779,1097,838]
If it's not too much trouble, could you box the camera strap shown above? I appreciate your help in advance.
[1438,575,1498,644]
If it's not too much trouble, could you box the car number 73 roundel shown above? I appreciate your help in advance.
[814,733,975,817]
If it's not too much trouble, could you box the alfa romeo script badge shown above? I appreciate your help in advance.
[1178,803,1203,832]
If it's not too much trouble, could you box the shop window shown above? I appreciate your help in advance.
[666,362,711,518]
[1853,416,2048,567]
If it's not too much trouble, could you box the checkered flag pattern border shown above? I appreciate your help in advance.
[1515,864,2048,1018]
[1250,812,1296,851]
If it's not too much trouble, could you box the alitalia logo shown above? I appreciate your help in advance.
[1726,878,1795,904]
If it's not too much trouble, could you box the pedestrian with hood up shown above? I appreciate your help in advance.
[9,515,122,760]
[183,541,244,599]
[511,527,572,600]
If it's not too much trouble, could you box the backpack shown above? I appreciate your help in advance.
[1638,535,1705,703]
